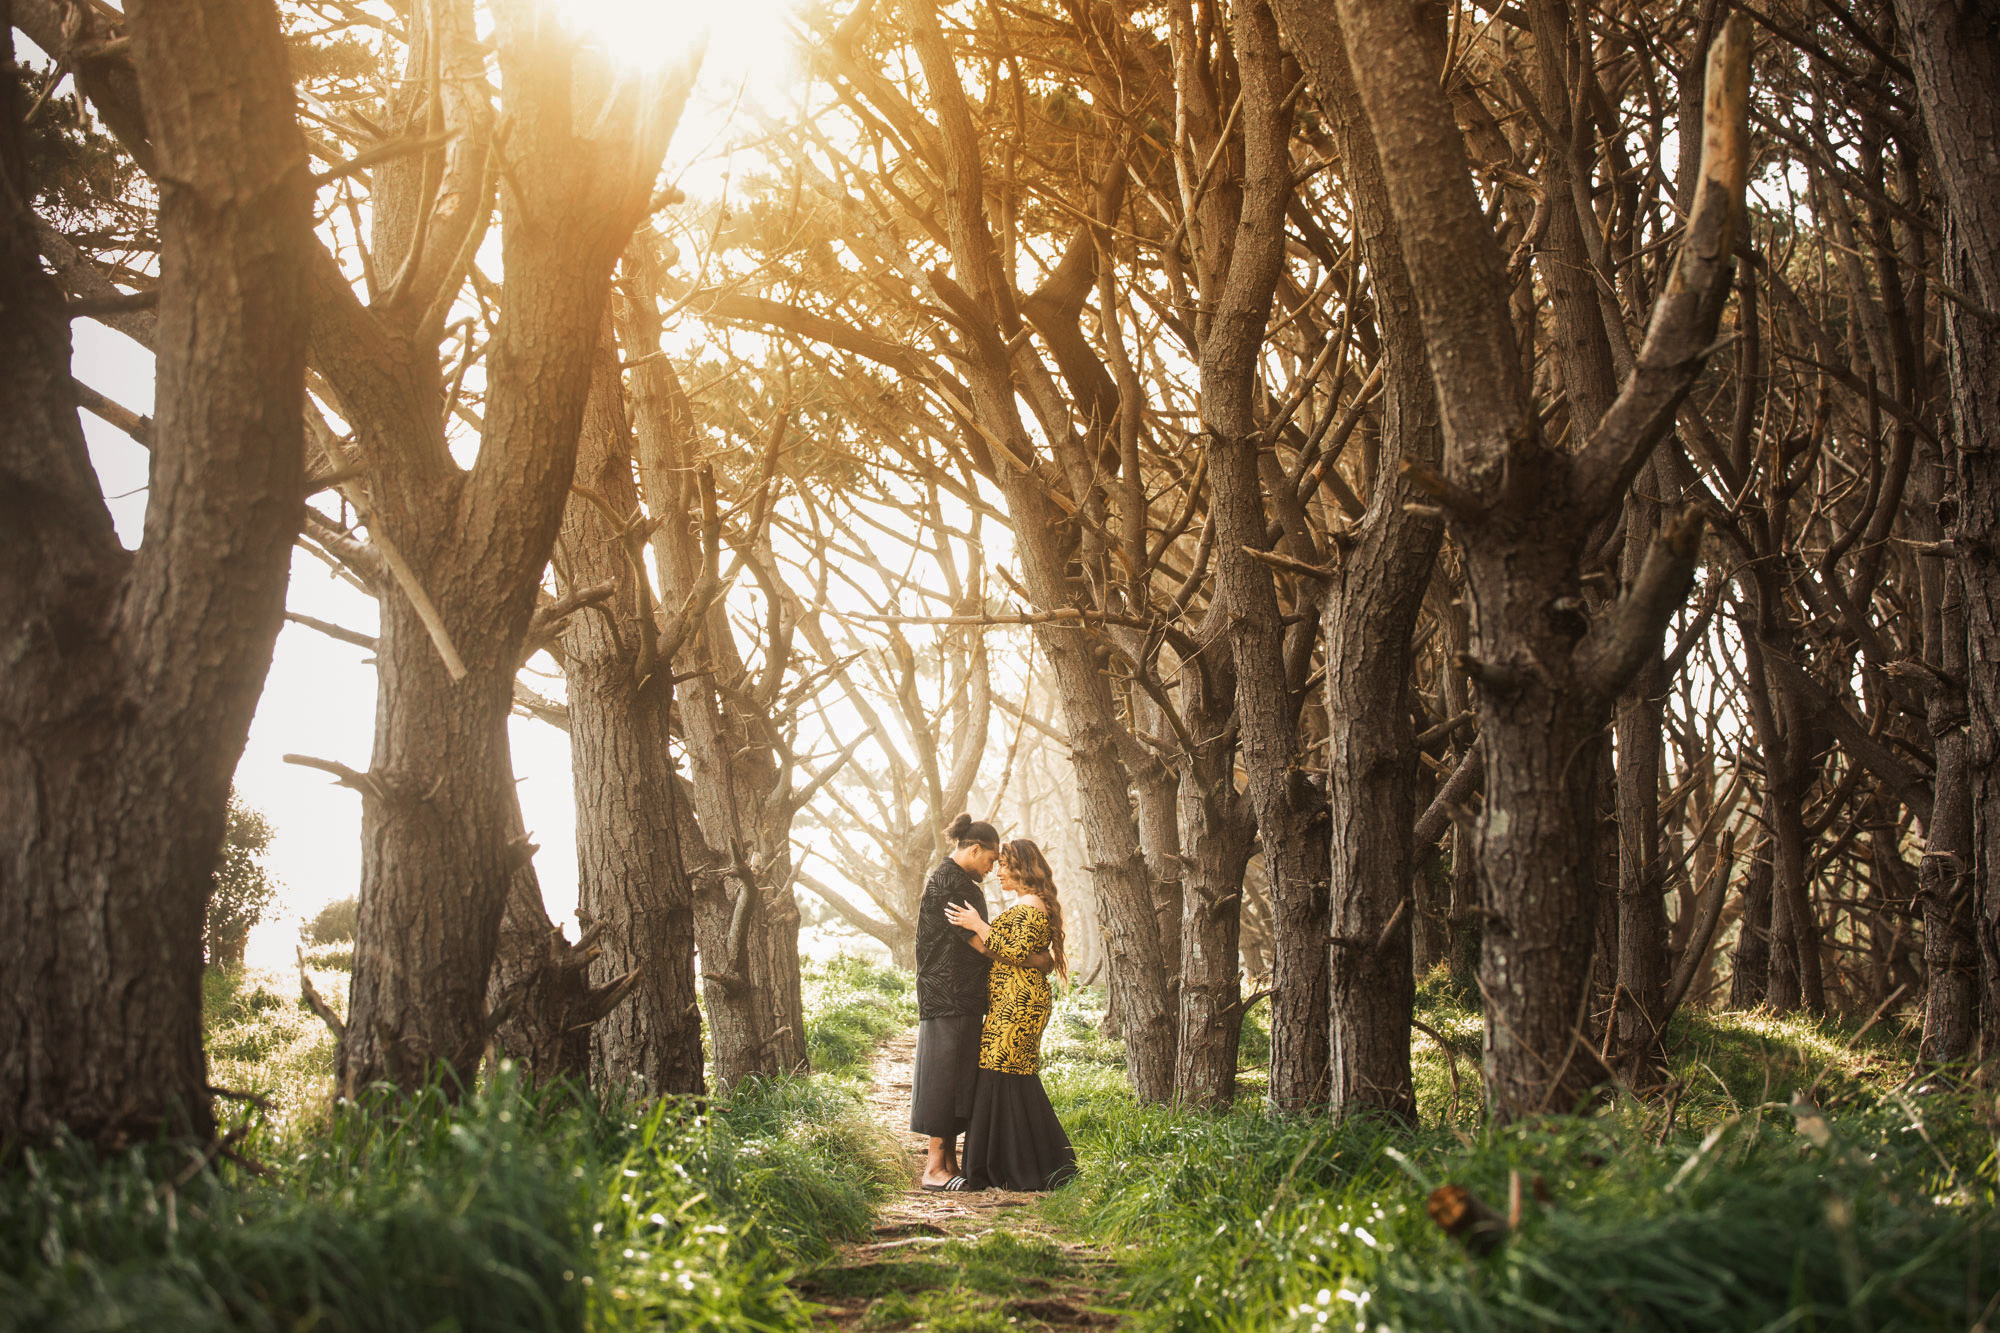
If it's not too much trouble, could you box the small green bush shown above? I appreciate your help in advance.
[205,794,278,967]
[303,896,358,945]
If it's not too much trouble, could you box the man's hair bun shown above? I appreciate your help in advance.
[946,813,1000,849]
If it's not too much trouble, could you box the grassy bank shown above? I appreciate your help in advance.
[2,956,913,1332]
[10,957,1995,1330]
[1043,979,2000,1332]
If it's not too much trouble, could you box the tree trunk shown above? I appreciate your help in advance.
[1932,238,1994,1067]
[0,0,312,1147]
[1173,772,1256,1108]
[328,11,688,1093]
[1304,0,1748,1117]
[1614,486,1670,1076]
[1196,0,1330,1112]
[1727,837,1775,1008]
[619,338,804,1087]
[900,0,1178,1101]
[1884,0,2000,1063]
[1172,618,1259,1109]
[554,337,704,1096]
[488,795,594,1083]
[1737,607,1826,1015]
[1279,0,1447,1120]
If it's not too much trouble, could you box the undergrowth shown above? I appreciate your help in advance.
[0,955,913,1331]
[1047,979,2000,1331]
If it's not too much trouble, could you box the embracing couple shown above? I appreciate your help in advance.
[909,814,1078,1193]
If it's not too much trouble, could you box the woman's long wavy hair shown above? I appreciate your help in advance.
[999,839,1067,980]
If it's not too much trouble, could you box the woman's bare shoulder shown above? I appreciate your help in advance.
[1013,895,1048,916]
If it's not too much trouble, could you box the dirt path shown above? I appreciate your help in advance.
[792,1028,1123,1329]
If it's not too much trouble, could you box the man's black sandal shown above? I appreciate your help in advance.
[922,1175,982,1192]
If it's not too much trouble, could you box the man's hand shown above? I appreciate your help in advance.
[1026,949,1056,975]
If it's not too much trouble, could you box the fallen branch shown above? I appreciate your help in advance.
[297,949,348,1048]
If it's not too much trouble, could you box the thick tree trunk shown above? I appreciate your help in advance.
[0,0,312,1147]
[554,341,704,1096]
[1940,230,2000,1065]
[346,614,532,1090]
[1304,0,1748,1117]
[1886,0,2000,1067]
[328,14,687,1094]
[1280,0,1446,1120]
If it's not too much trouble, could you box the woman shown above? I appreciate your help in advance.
[944,838,1078,1192]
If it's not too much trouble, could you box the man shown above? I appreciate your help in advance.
[911,813,1050,1190]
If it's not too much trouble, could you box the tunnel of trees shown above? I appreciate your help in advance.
[5,0,2000,1151]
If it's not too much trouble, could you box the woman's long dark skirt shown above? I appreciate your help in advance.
[961,1068,1077,1192]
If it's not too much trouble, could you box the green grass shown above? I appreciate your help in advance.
[0,959,911,1332]
[1043,987,2000,1332]
[201,964,346,1128]
[20,954,1997,1332]
[803,953,921,1081]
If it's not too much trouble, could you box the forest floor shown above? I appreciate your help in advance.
[790,1027,1125,1330]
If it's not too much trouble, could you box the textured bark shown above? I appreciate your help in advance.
[324,10,690,1093]
[1917,565,1976,1062]
[1274,0,1446,1120]
[487,796,594,1083]
[1310,0,1748,1117]
[617,333,804,1087]
[1888,0,2000,1067]
[550,338,704,1096]
[1194,0,1329,1111]
[1737,619,1825,1014]
[1614,487,1670,1075]
[1172,621,1259,1109]
[0,0,313,1145]
[1941,224,2000,1066]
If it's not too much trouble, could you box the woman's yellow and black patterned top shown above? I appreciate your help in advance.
[978,905,1054,1075]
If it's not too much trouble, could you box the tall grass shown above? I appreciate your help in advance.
[0,955,916,1332]
[1047,985,2000,1331]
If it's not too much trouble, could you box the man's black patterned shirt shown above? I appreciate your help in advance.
[915,857,991,1019]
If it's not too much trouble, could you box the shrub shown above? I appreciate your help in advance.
[205,794,278,967]
[303,895,358,945]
